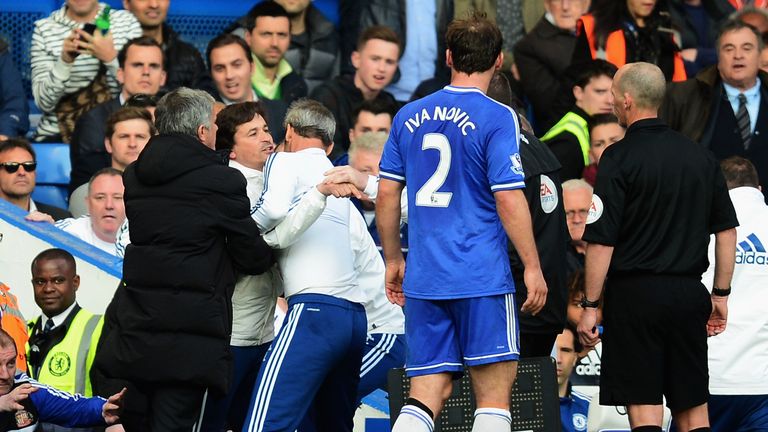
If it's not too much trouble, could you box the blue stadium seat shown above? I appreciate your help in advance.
[31,142,70,209]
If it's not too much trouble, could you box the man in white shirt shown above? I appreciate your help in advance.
[701,156,768,432]
[243,99,367,432]
[55,167,124,256]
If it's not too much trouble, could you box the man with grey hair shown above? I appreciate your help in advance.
[91,87,274,430]
[242,98,369,432]
[661,19,768,198]
[578,62,738,432]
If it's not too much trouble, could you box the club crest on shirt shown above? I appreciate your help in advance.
[539,175,558,214]
[48,352,71,377]
[509,153,524,176]
[586,194,604,224]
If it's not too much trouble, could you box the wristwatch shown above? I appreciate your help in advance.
[580,297,600,308]
[712,287,731,297]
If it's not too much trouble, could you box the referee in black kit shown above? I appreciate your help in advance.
[577,62,738,432]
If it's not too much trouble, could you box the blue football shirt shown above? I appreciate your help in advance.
[379,85,525,299]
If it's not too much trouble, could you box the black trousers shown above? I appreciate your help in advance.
[520,332,559,358]
[121,383,207,432]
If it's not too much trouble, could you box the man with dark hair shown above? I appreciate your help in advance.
[91,88,274,430]
[70,36,166,193]
[123,0,214,95]
[0,139,71,220]
[0,328,125,430]
[332,98,398,166]
[701,156,768,432]
[579,62,738,432]
[311,25,401,160]
[556,324,592,432]
[541,59,617,182]
[378,13,547,432]
[662,20,768,199]
[275,0,339,92]
[26,248,103,401]
[243,1,308,142]
[69,106,154,217]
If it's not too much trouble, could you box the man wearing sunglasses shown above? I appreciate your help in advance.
[0,139,71,221]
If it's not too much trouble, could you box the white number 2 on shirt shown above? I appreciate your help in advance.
[415,133,453,207]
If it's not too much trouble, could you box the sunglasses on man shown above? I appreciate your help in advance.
[0,162,37,173]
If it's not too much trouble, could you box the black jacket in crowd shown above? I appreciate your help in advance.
[160,24,217,97]
[68,98,121,193]
[92,133,273,401]
[310,74,398,160]
[510,130,569,337]
[284,4,340,93]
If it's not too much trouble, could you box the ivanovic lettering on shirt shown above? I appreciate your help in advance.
[403,106,477,136]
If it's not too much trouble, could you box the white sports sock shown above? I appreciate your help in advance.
[391,404,435,432]
[472,407,512,432]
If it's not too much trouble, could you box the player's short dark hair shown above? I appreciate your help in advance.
[106,106,156,140]
[215,102,270,152]
[245,1,289,32]
[206,33,253,71]
[721,156,760,189]
[573,59,617,89]
[445,12,502,75]
[563,322,583,354]
[589,114,622,138]
[0,138,35,160]
[350,99,399,128]
[356,25,402,56]
[118,36,164,69]
[31,248,76,274]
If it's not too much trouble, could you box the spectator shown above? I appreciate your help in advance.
[562,179,592,278]
[0,39,29,140]
[541,60,616,182]
[0,139,71,220]
[274,0,339,93]
[311,26,400,160]
[669,0,723,77]
[26,249,102,397]
[582,114,625,185]
[701,156,768,432]
[243,1,308,143]
[338,0,453,101]
[31,0,142,142]
[556,324,591,432]
[0,329,125,430]
[734,6,768,34]
[333,98,398,165]
[572,0,687,83]
[91,88,273,430]
[69,36,165,193]
[514,0,589,133]
[123,0,215,95]
[56,168,125,255]
[762,32,768,73]
[661,20,768,196]
[69,106,155,217]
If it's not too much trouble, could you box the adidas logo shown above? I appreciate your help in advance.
[736,233,768,265]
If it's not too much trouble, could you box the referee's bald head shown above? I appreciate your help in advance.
[615,62,666,111]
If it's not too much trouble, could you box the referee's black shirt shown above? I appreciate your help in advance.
[582,118,738,277]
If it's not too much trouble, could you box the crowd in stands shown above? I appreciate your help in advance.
[0,0,767,430]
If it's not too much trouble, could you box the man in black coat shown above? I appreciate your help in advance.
[91,88,273,430]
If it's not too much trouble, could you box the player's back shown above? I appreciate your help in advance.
[379,86,526,300]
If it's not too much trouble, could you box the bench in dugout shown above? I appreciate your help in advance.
[388,357,561,432]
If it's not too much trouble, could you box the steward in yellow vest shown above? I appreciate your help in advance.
[25,248,103,397]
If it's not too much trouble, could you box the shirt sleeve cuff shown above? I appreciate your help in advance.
[51,60,73,81]
[364,175,378,199]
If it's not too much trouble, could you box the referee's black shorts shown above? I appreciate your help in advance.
[599,274,712,411]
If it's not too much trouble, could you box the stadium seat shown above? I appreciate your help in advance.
[388,357,562,431]
[31,142,70,209]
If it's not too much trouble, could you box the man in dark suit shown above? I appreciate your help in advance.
[0,138,70,220]
[69,36,166,193]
